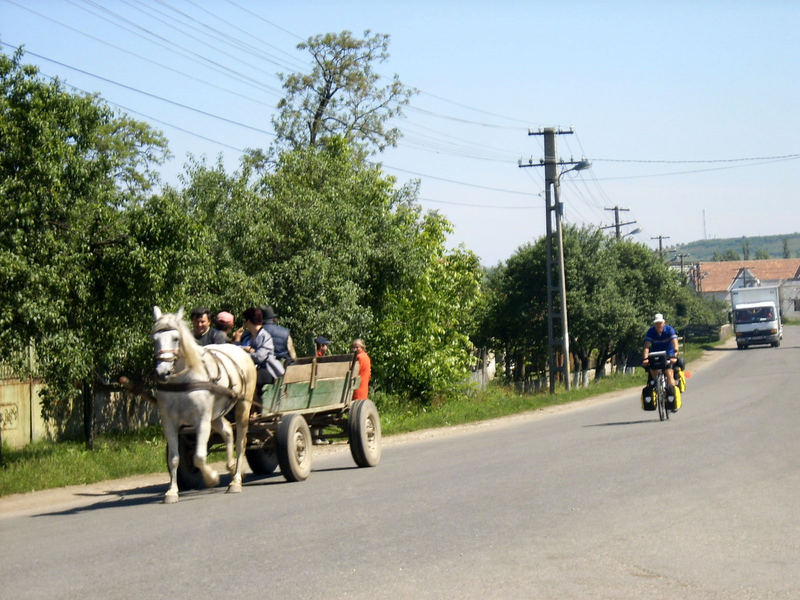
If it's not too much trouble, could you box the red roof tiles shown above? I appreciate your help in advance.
[694,259,800,293]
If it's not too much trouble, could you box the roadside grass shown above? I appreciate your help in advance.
[0,426,169,497]
[377,339,710,435]
[0,339,721,498]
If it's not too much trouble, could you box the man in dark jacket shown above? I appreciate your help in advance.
[261,305,296,362]
[190,307,227,346]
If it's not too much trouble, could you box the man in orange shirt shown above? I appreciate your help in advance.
[351,338,371,400]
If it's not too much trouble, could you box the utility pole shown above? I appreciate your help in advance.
[601,206,636,239]
[651,235,670,260]
[520,127,589,393]
[674,252,689,275]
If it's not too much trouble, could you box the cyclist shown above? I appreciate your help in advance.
[642,313,681,411]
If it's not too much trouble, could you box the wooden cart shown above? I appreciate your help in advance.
[175,354,381,490]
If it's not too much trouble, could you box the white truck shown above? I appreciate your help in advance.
[730,285,783,349]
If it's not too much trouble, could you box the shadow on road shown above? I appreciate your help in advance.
[583,419,664,427]
[35,483,166,517]
[33,471,293,516]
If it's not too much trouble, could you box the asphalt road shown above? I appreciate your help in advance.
[1,329,798,599]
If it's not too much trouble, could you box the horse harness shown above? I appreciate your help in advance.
[152,323,249,404]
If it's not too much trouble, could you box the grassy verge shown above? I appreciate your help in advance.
[0,339,722,498]
[377,339,712,435]
[0,427,169,497]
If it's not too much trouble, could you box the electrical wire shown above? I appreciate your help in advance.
[1,44,276,137]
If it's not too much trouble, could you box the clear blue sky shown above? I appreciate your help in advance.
[2,0,798,266]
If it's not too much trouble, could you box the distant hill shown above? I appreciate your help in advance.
[669,233,800,262]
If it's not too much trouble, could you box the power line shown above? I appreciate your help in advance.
[592,156,800,180]
[4,44,276,137]
[416,90,531,125]
[419,197,541,209]
[591,154,800,164]
[384,165,538,196]
[406,105,525,130]
[0,9,275,108]
[64,0,283,95]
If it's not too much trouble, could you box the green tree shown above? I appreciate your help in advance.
[562,228,640,378]
[372,215,482,402]
[755,247,770,259]
[0,49,174,430]
[477,242,548,384]
[783,238,791,258]
[273,30,416,155]
[721,248,741,261]
[179,137,483,403]
[480,228,683,384]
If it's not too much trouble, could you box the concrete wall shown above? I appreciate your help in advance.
[1,378,160,449]
[0,377,49,449]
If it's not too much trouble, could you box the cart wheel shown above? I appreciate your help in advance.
[349,399,382,468]
[276,414,312,482]
[172,433,205,491]
[245,446,278,475]
[348,400,364,452]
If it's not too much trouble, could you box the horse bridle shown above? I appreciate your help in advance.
[151,323,247,402]
[151,324,184,375]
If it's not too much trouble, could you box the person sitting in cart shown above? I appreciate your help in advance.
[262,305,297,363]
[191,306,227,346]
[214,311,235,342]
[237,307,285,414]
[315,335,331,357]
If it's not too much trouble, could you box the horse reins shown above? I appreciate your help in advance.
[151,323,248,403]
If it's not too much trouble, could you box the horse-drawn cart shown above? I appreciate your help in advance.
[175,354,382,490]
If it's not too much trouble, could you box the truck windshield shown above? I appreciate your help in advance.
[734,307,774,324]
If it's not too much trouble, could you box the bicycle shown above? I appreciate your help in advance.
[644,350,672,421]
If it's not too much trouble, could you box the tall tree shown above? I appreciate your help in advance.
[180,137,483,403]
[480,227,685,384]
[273,30,416,155]
[0,49,173,429]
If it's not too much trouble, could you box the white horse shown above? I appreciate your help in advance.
[151,306,256,504]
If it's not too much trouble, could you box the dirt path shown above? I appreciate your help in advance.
[0,338,735,519]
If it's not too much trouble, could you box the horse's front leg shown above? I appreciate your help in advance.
[228,397,252,494]
[193,417,219,488]
[162,423,180,504]
[211,416,236,475]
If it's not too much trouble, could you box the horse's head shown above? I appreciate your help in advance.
[151,306,194,380]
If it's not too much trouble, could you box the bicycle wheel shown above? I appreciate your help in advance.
[657,373,667,421]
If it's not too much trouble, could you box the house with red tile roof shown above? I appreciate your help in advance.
[689,259,800,317]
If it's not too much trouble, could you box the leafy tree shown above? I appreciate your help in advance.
[714,248,741,261]
[0,49,176,430]
[480,228,684,384]
[783,238,791,258]
[179,137,482,403]
[755,247,770,259]
[562,228,636,377]
[371,215,482,402]
[273,30,416,155]
[742,238,750,260]
[478,241,549,384]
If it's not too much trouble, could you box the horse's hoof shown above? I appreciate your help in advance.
[204,471,220,487]
[163,493,179,504]
[226,483,242,494]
